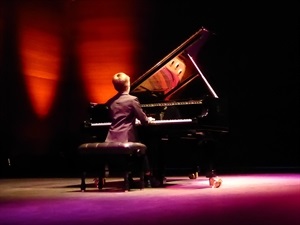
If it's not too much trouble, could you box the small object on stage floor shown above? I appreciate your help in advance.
[209,177,222,188]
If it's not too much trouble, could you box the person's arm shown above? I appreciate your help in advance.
[132,98,154,125]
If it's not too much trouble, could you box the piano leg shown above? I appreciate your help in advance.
[188,138,219,179]
[80,171,86,191]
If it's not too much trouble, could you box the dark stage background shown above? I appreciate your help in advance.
[0,0,299,177]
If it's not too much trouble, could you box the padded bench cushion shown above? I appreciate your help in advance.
[78,142,147,155]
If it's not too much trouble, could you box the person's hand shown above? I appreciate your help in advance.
[147,117,156,123]
[135,118,141,124]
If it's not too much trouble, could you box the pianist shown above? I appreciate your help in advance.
[105,72,155,187]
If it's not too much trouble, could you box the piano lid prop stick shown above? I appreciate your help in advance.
[187,53,219,98]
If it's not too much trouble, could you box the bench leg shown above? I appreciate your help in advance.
[81,172,86,191]
[97,161,107,190]
[139,170,145,189]
[124,172,130,191]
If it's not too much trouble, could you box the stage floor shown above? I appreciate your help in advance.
[0,173,300,225]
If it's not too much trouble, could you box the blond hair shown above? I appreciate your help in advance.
[112,72,130,92]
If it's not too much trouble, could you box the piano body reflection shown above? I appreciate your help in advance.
[82,27,229,182]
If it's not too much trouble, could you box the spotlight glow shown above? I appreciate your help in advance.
[75,1,138,103]
[17,5,62,119]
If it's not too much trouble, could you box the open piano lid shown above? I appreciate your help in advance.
[130,27,219,103]
[85,27,228,135]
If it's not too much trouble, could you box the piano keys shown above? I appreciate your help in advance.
[80,27,229,182]
[90,118,194,127]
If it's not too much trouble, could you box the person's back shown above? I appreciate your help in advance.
[105,72,150,142]
[104,72,154,188]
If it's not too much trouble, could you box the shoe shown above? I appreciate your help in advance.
[144,175,152,188]
[148,176,165,188]
[94,178,105,190]
[145,180,152,188]
[93,178,99,187]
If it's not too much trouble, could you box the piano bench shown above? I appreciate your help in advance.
[78,142,147,192]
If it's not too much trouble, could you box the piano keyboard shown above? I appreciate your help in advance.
[90,118,193,127]
[147,119,193,124]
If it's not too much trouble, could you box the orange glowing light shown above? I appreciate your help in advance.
[17,5,62,119]
[75,1,139,104]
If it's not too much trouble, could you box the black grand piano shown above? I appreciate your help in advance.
[81,27,229,184]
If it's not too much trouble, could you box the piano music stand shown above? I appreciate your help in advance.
[78,142,147,192]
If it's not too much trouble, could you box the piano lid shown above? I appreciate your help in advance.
[130,27,219,103]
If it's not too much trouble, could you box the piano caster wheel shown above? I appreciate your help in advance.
[209,177,222,188]
[189,172,198,179]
